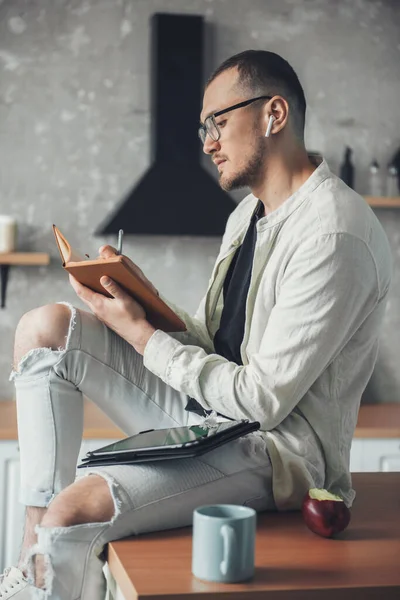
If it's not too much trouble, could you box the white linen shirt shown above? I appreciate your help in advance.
[143,159,392,510]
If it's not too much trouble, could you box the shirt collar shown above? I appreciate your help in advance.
[255,155,331,230]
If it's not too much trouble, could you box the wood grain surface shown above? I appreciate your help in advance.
[364,196,400,208]
[0,252,50,265]
[1,402,400,440]
[0,399,124,440]
[107,472,400,599]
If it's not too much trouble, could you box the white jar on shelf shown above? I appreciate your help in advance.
[0,216,17,253]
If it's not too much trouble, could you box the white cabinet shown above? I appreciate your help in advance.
[0,441,24,573]
[350,438,400,472]
[0,439,118,573]
[380,454,400,471]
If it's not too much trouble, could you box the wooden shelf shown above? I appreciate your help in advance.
[0,252,50,266]
[0,252,50,307]
[364,196,400,208]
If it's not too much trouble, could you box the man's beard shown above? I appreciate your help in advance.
[219,137,265,192]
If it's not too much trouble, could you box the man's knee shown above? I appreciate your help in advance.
[13,304,72,368]
[41,474,115,529]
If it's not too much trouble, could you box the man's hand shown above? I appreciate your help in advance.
[99,245,159,297]
[69,272,156,355]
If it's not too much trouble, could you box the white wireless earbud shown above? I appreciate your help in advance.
[265,115,276,138]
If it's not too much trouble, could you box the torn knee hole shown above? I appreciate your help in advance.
[24,546,54,594]
[11,347,54,376]
[83,471,122,523]
[9,303,77,380]
[57,302,77,349]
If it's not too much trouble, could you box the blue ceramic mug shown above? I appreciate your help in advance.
[192,504,256,583]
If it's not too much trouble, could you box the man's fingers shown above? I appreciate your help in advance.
[69,274,97,307]
[69,274,86,296]
[100,276,125,299]
[99,248,143,281]
[99,245,118,258]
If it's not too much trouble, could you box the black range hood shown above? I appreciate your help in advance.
[96,13,236,236]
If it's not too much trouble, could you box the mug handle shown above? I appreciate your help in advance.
[220,524,236,576]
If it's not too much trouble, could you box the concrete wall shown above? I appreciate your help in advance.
[0,0,399,402]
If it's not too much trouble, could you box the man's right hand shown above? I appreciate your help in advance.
[98,245,159,297]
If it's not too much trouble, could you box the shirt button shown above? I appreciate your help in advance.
[232,239,240,247]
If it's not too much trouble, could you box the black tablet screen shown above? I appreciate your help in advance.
[91,421,239,455]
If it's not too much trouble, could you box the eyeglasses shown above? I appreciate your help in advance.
[198,95,272,145]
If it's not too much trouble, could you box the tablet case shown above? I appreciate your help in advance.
[77,420,260,468]
[53,225,186,332]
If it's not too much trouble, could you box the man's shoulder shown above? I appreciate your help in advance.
[300,175,392,294]
[306,174,384,242]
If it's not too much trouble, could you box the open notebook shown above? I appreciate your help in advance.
[53,225,186,333]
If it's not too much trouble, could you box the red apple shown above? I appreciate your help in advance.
[302,488,351,538]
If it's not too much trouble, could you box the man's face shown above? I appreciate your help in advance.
[200,68,266,192]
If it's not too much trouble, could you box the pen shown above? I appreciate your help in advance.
[117,229,124,255]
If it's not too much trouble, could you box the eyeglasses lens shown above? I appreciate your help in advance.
[199,117,220,144]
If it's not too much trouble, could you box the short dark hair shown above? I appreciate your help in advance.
[207,50,306,141]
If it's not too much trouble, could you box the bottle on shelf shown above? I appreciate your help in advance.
[386,163,399,197]
[368,159,383,197]
[339,146,354,189]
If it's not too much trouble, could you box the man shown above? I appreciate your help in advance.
[0,50,392,599]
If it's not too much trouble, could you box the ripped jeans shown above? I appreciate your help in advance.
[10,304,275,600]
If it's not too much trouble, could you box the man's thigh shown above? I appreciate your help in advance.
[59,306,199,434]
[80,431,275,542]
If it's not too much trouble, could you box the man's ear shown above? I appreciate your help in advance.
[263,96,289,136]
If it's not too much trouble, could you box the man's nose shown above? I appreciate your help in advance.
[202,134,220,155]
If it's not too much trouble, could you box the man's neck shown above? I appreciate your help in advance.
[252,149,317,217]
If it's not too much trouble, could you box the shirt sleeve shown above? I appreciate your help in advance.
[144,233,380,430]
[157,291,214,353]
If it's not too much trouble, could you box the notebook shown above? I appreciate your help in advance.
[53,225,186,333]
[77,420,261,468]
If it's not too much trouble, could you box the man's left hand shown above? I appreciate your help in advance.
[69,274,156,355]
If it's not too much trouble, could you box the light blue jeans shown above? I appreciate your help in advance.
[10,304,275,600]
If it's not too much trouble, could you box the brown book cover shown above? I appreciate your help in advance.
[53,225,186,333]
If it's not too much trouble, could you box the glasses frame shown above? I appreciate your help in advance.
[198,95,272,144]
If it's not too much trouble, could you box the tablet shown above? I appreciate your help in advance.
[78,420,260,468]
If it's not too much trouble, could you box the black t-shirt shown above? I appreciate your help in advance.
[185,200,263,417]
[213,199,263,364]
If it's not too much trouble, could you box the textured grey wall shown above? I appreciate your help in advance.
[0,0,399,402]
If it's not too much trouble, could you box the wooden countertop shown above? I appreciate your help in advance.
[107,472,400,599]
[0,399,124,440]
[0,400,400,440]
[352,403,400,438]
